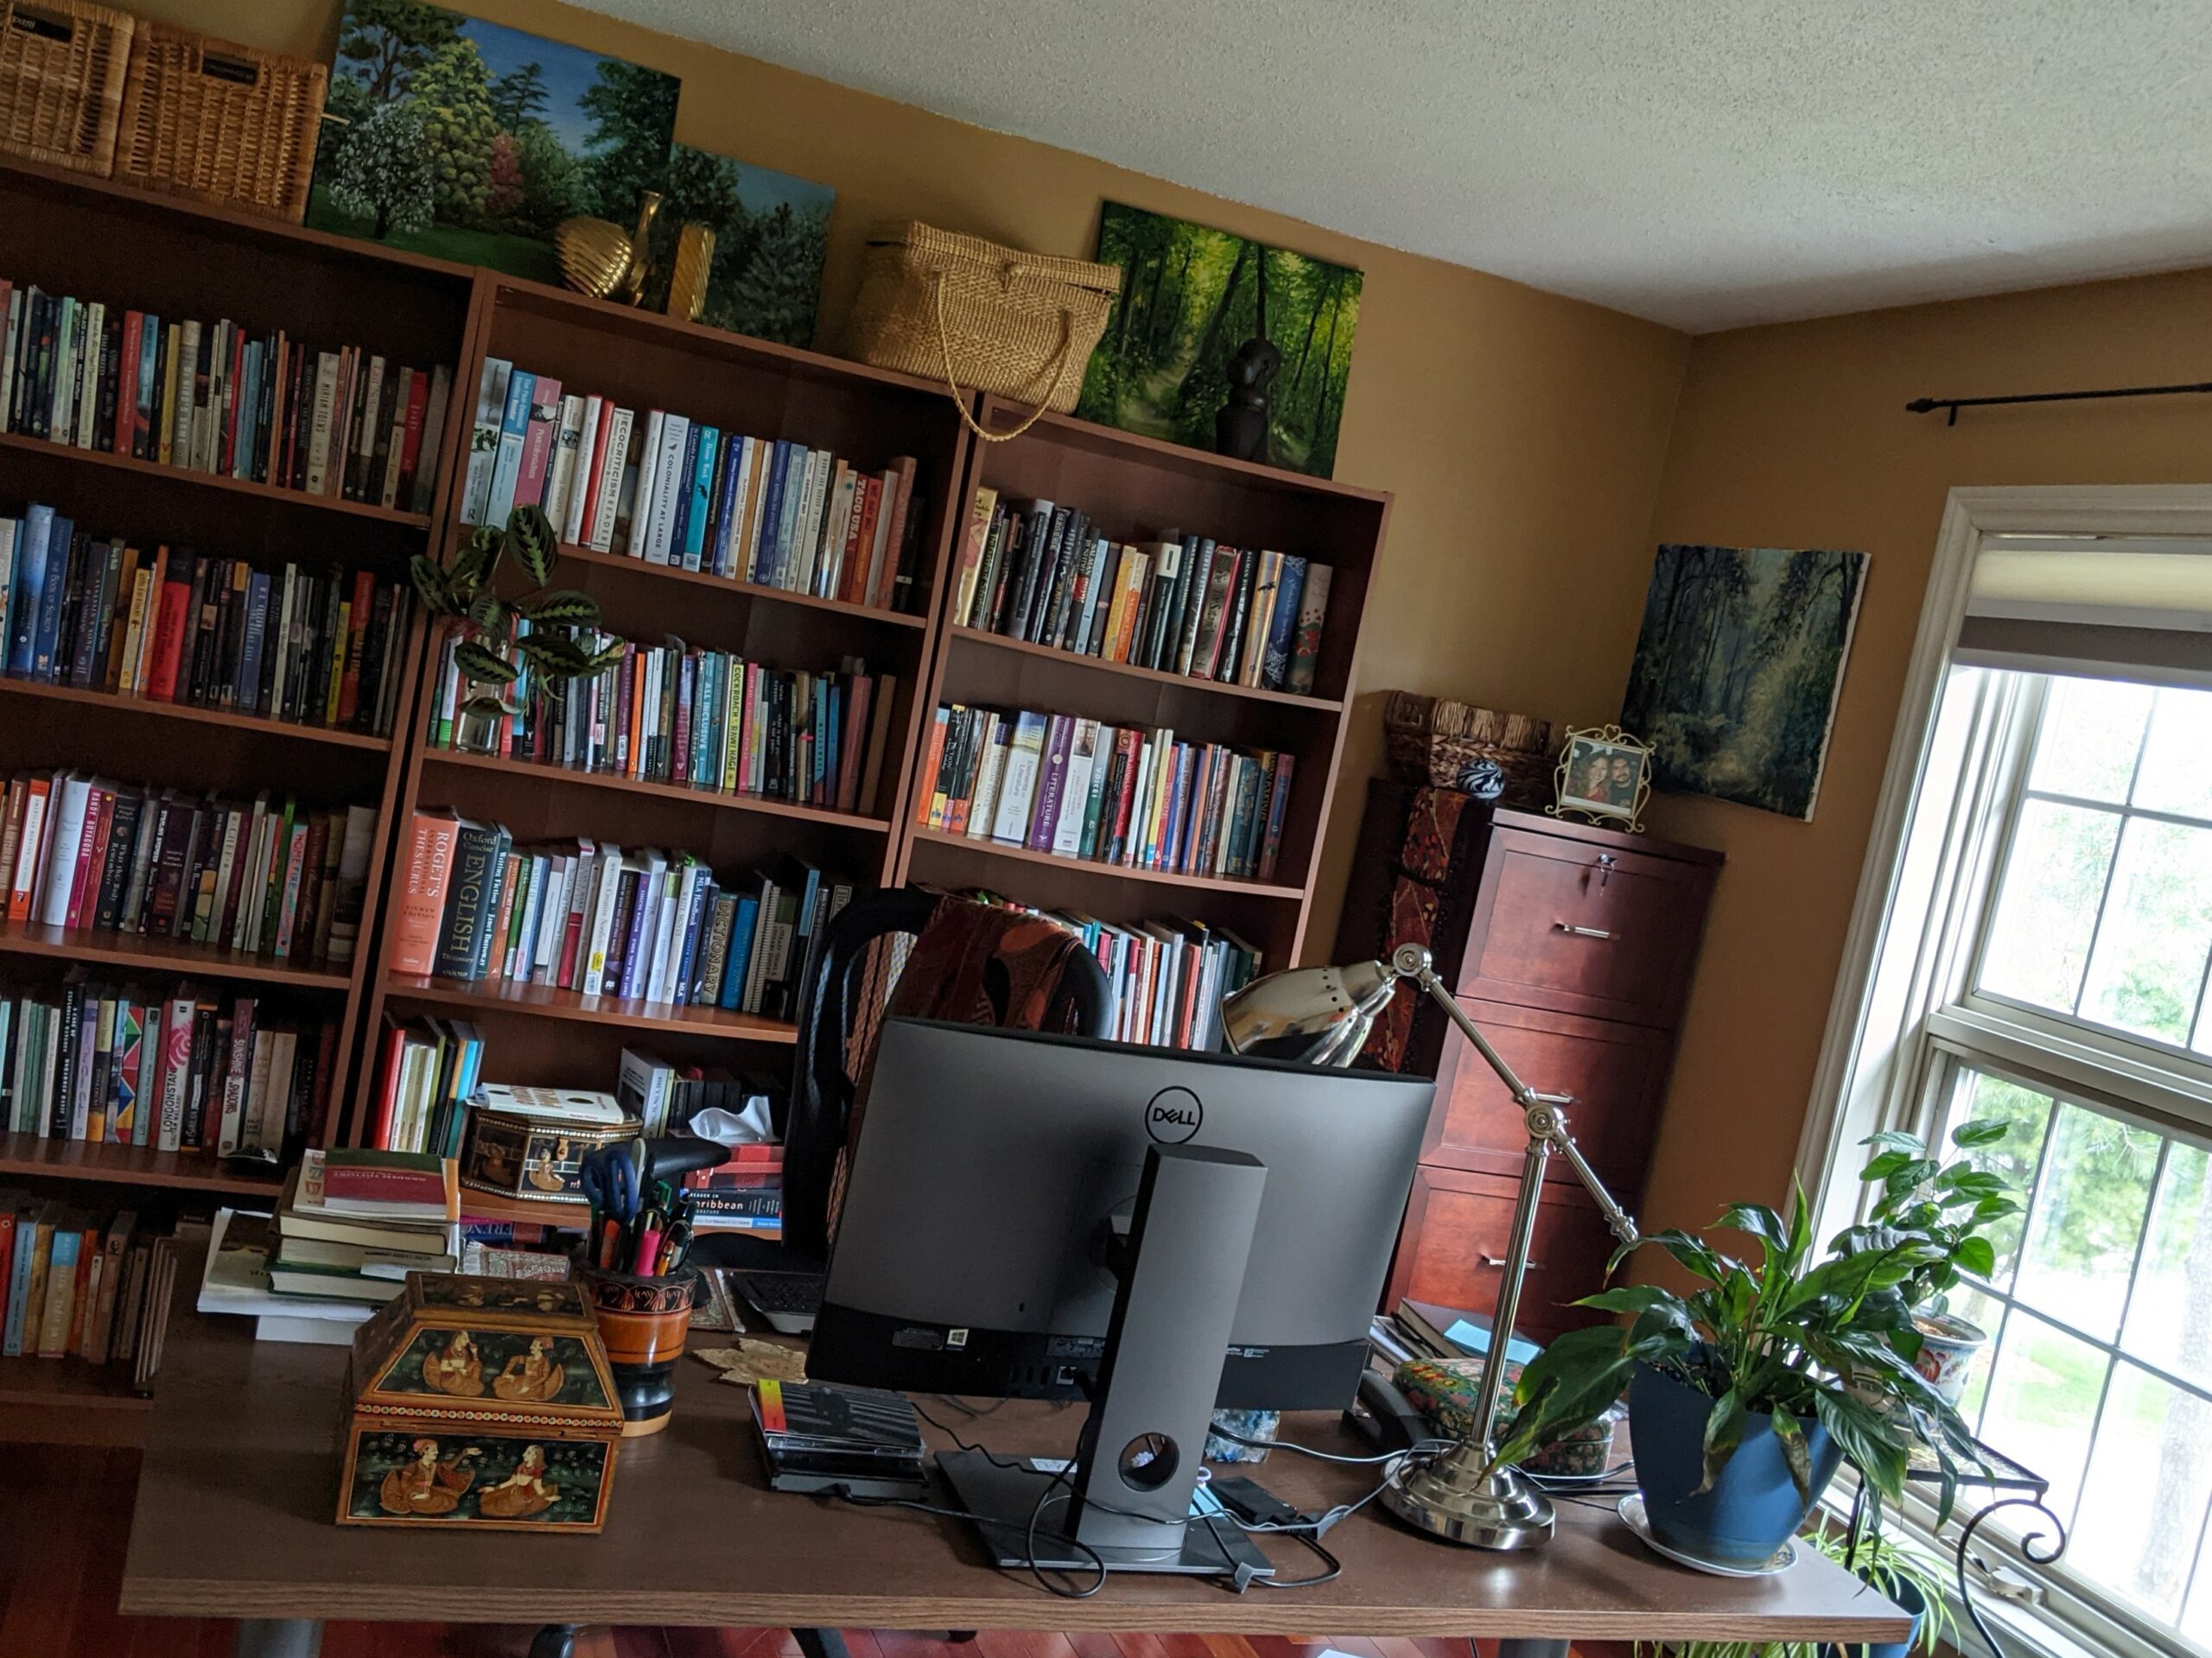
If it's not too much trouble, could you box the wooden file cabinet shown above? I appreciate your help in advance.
[1334,783,1721,1335]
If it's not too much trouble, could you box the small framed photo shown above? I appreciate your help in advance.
[1548,725,1653,832]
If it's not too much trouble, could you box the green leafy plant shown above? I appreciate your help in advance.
[1522,1169,1985,1522]
[1832,1120,2021,1318]
[1640,1515,1957,1658]
[410,504,615,724]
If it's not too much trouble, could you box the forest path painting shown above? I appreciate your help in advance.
[1619,543,1869,820]
[1077,203,1361,479]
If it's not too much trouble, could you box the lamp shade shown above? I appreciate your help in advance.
[1218,959,1398,1068]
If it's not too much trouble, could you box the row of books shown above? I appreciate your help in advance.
[1,502,414,736]
[0,279,451,512]
[1,1196,182,1382]
[0,774,378,971]
[367,1016,486,1160]
[917,704,1296,882]
[461,358,925,613]
[392,807,852,1019]
[951,489,1333,696]
[1,976,337,1156]
[958,892,1262,1052]
[425,624,899,816]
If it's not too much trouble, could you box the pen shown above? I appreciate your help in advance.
[632,1208,664,1276]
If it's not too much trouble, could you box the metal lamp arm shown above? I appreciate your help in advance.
[1389,943,1638,1248]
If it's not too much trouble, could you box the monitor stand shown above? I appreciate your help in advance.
[938,1142,1277,1582]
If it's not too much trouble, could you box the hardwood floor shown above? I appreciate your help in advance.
[0,1446,1536,1658]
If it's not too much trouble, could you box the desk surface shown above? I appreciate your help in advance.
[123,1264,1910,1641]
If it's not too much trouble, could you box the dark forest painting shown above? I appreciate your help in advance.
[639,144,834,347]
[1620,544,1868,820]
[1076,203,1361,478]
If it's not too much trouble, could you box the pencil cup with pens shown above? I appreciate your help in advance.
[574,1167,701,1438]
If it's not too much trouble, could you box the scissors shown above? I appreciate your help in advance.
[581,1139,649,1223]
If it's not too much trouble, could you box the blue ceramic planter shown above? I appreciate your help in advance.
[1629,1362,1845,1569]
[1832,1572,1927,1658]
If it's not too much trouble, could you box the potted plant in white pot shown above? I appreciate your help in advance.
[1830,1121,2022,1407]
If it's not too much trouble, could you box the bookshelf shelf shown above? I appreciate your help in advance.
[901,393,1389,971]
[0,922,353,991]
[0,1352,149,1411]
[383,974,799,1042]
[0,1133,286,1197]
[0,677,395,752]
[556,543,929,631]
[906,826,1307,901]
[946,626,1346,712]
[419,748,895,833]
[0,431,434,530]
[355,276,972,1149]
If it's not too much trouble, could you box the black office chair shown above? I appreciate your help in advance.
[637,884,1115,1270]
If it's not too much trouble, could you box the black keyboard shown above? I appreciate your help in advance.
[738,1272,824,1313]
[733,1270,825,1331]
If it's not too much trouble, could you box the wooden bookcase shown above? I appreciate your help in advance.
[0,160,1391,1440]
[348,274,972,1156]
[0,156,476,1436]
[899,396,1390,974]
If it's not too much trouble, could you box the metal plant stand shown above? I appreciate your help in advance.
[1840,1435,2069,1658]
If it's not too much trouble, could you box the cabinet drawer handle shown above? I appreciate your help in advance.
[1555,923,1612,940]
[1480,1255,1547,1270]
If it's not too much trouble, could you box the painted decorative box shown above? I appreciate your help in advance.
[460,1085,635,1207]
[336,1274,625,1532]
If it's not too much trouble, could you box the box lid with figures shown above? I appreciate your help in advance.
[337,1274,625,1532]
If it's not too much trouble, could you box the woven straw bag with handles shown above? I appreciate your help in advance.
[843,221,1122,442]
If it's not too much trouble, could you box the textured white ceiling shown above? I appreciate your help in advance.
[570,0,2212,332]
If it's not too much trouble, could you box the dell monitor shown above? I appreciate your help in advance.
[808,1018,1433,1580]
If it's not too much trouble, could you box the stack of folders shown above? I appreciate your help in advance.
[751,1377,927,1499]
[1367,1297,1541,1372]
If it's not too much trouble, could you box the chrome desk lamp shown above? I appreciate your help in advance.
[1219,943,1639,1550]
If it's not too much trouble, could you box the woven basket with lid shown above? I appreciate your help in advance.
[1383,690,1555,806]
[844,221,1122,442]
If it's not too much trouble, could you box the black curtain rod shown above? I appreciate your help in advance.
[1908,380,2212,425]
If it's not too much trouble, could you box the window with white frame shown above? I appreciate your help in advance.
[1867,671,2212,1655]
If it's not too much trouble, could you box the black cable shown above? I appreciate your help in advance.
[1255,1530,1343,1590]
[824,1476,1111,1601]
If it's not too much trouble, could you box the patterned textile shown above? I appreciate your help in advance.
[1359,786,1485,1071]
[826,898,1094,1240]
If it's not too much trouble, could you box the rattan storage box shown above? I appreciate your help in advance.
[0,0,133,176]
[115,21,326,222]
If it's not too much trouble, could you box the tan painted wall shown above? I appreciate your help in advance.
[143,0,1689,962]
[1638,266,2212,1236]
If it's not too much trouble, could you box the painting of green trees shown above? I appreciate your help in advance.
[1076,203,1361,479]
[637,144,834,348]
[309,0,679,284]
[1620,544,1869,819]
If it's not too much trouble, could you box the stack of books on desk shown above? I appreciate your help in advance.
[270,1150,461,1308]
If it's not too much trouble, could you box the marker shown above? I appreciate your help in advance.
[631,1209,664,1277]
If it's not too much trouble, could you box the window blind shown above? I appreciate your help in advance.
[1955,538,2212,686]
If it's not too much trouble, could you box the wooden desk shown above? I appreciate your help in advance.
[122,1264,1909,1647]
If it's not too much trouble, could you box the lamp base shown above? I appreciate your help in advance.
[1382,1445,1556,1549]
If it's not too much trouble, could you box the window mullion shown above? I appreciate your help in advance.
[2111,1136,2170,1341]
[2069,710,2157,1018]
